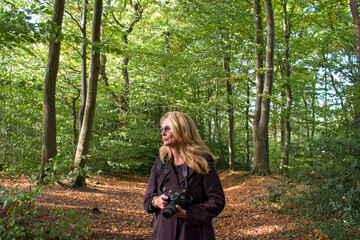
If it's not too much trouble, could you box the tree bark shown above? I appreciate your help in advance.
[39,0,65,181]
[120,39,130,112]
[350,0,360,68]
[280,0,292,173]
[73,0,103,188]
[250,0,274,176]
[350,0,360,121]
[245,79,250,170]
[224,53,235,170]
[207,85,212,143]
[79,0,88,135]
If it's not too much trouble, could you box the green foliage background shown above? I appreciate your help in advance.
[0,0,359,172]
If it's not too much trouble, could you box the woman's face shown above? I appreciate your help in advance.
[160,118,179,148]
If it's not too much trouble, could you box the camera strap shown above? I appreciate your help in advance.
[183,163,194,202]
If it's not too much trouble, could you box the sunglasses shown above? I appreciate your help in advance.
[158,126,171,134]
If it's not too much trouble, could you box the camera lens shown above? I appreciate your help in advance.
[163,202,177,219]
[163,209,175,219]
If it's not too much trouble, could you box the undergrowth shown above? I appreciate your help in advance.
[263,155,360,240]
[0,182,91,239]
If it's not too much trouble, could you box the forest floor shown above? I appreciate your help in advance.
[1,171,317,240]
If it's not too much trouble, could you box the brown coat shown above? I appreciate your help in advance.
[143,156,225,240]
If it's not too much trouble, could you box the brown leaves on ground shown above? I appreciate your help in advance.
[1,171,311,239]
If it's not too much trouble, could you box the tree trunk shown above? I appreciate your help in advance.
[213,79,224,164]
[73,0,103,188]
[207,85,212,143]
[245,78,250,170]
[311,85,316,140]
[223,50,234,170]
[280,0,292,173]
[120,36,130,113]
[79,0,88,135]
[350,0,360,121]
[39,0,65,181]
[350,0,360,68]
[250,0,275,176]
[213,80,219,142]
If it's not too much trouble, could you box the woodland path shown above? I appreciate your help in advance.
[2,171,313,239]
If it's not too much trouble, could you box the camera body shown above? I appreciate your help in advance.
[163,191,192,219]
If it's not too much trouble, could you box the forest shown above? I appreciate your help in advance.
[1,0,360,239]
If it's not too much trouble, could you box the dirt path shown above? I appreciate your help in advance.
[2,171,309,239]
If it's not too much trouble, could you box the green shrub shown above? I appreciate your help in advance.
[91,121,160,175]
[269,155,360,239]
[0,184,90,239]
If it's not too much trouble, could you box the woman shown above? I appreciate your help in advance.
[143,111,225,240]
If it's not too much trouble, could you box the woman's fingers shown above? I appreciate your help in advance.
[174,205,187,219]
[157,194,168,209]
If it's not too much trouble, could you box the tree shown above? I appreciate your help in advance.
[350,0,360,121]
[73,0,103,187]
[279,0,293,173]
[79,0,89,135]
[223,47,235,170]
[39,0,65,181]
[250,0,275,176]
[244,77,251,170]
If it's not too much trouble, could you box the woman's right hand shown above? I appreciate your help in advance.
[153,194,169,209]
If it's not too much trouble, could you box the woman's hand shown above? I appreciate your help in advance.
[174,205,187,219]
[152,194,169,209]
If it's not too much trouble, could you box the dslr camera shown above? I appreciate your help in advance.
[163,191,192,219]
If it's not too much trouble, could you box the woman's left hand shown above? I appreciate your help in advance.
[174,205,187,219]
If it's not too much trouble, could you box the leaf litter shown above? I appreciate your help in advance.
[1,171,312,239]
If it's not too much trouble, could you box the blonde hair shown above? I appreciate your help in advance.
[159,111,216,174]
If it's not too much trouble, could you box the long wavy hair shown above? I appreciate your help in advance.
[159,111,216,174]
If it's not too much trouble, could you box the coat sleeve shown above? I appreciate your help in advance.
[143,157,161,213]
[186,160,225,225]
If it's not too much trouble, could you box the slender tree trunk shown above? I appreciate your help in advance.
[73,0,103,188]
[311,86,316,140]
[213,79,224,163]
[72,98,78,147]
[302,95,310,138]
[207,85,212,143]
[213,80,219,142]
[250,0,275,176]
[39,0,65,181]
[280,0,292,173]
[324,70,329,135]
[120,35,130,112]
[245,79,250,170]
[79,0,88,134]
[223,50,234,170]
